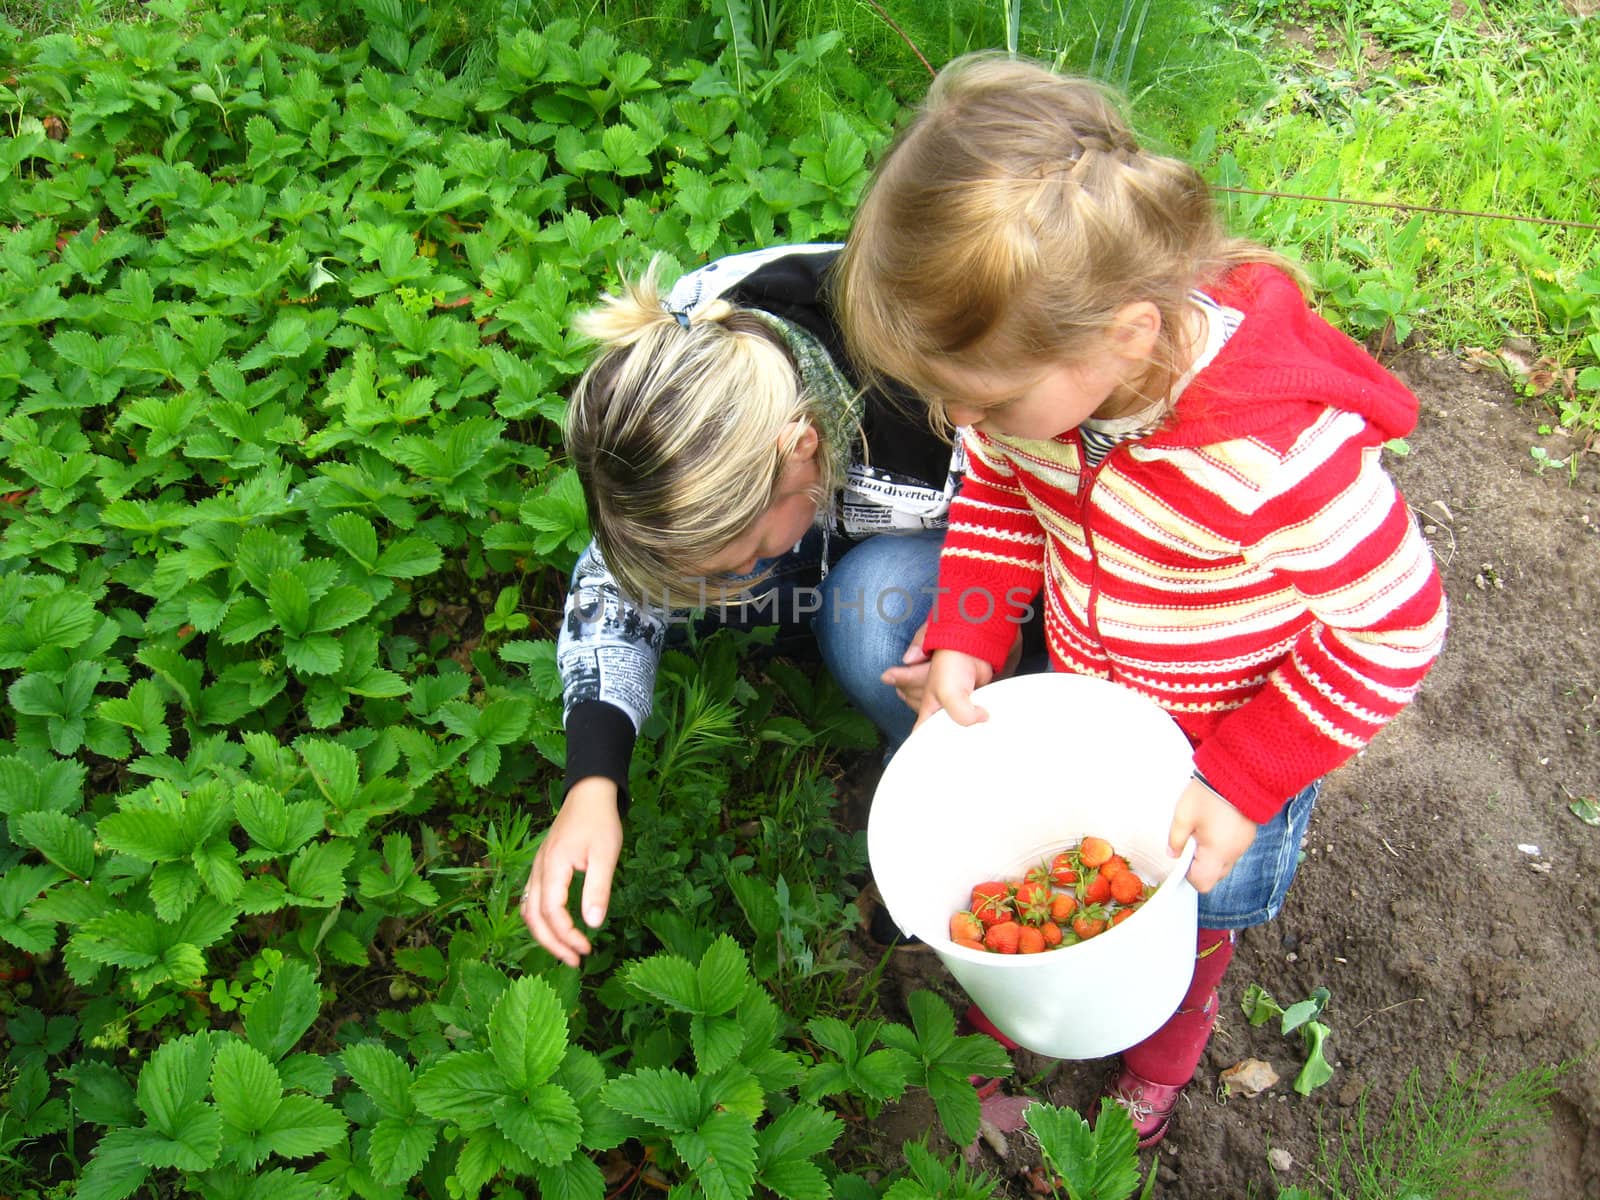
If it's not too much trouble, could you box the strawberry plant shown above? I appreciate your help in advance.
[1242,983,1337,1096]
[0,0,925,1192]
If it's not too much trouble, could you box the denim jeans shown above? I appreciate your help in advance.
[692,528,945,746]
[813,529,950,746]
[1196,779,1321,930]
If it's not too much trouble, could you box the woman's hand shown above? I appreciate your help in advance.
[521,777,623,967]
[881,619,934,713]
[915,648,996,727]
[1167,775,1257,892]
[884,622,1023,716]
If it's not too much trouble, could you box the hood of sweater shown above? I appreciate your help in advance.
[1148,263,1419,449]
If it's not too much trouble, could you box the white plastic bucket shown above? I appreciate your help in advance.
[868,673,1199,1059]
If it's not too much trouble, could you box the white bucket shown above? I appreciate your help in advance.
[868,673,1199,1059]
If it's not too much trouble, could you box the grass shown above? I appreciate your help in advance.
[0,0,150,35]
[1287,1059,1566,1200]
[1209,0,1600,431]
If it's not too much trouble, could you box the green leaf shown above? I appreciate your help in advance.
[756,1102,842,1165]
[267,570,312,639]
[193,840,244,904]
[298,739,359,808]
[130,1106,224,1171]
[1028,1101,1141,1200]
[137,1032,216,1136]
[375,536,442,579]
[488,974,569,1090]
[1241,983,1284,1027]
[245,959,322,1061]
[625,953,699,1013]
[697,935,751,1016]
[412,1051,511,1123]
[755,1104,841,1200]
[673,1109,758,1200]
[368,1116,437,1185]
[23,590,97,651]
[323,512,380,569]
[493,1083,583,1165]
[1294,1022,1335,1095]
[692,1015,746,1078]
[284,840,353,906]
[235,783,324,856]
[96,679,171,754]
[212,1039,284,1137]
[248,1095,348,1163]
[600,1067,703,1135]
[14,810,96,878]
[75,1126,149,1200]
[342,1042,415,1117]
[1571,796,1600,825]
[285,633,343,676]
[530,1153,607,1200]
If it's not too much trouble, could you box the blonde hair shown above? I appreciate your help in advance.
[566,260,836,606]
[838,54,1297,422]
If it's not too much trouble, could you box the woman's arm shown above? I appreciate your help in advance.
[526,542,671,961]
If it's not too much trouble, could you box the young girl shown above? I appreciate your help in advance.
[524,244,1016,967]
[837,56,1447,1146]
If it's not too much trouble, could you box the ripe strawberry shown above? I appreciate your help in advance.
[1040,920,1063,947]
[1072,911,1108,940]
[1048,851,1078,886]
[1099,854,1130,881]
[1078,836,1113,869]
[950,911,985,943]
[954,935,989,952]
[1014,879,1052,923]
[970,881,1014,926]
[1110,905,1139,927]
[1110,870,1145,905]
[1018,925,1047,954]
[1083,873,1112,905]
[1049,891,1078,922]
[985,920,1023,954]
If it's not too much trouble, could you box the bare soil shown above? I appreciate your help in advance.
[847,352,1600,1197]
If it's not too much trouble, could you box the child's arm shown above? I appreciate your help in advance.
[521,777,623,967]
[919,431,1045,674]
[1167,775,1257,892]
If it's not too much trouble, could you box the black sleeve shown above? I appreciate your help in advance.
[563,700,637,816]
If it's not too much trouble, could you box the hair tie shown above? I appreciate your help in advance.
[670,309,691,328]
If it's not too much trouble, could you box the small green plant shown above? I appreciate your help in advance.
[1282,1059,1564,1200]
[1026,1101,1157,1200]
[880,1135,1001,1199]
[1241,983,1335,1095]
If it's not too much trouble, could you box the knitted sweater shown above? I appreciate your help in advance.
[922,264,1448,823]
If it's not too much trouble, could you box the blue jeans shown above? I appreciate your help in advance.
[813,529,949,747]
[1197,779,1321,930]
[692,528,944,746]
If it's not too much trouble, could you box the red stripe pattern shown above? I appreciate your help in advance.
[925,365,1447,824]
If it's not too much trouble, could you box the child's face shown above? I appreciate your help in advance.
[935,352,1143,440]
[932,303,1164,440]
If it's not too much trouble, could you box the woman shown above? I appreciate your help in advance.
[521,243,1015,967]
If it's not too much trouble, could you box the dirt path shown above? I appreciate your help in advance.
[857,352,1600,1196]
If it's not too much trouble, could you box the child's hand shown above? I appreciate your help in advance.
[521,777,623,967]
[1168,775,1257,892]
[915,648,995,728]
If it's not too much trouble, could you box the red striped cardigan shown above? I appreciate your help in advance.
[922,265,1448,823]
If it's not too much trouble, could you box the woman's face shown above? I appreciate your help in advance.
[693,425,822,579]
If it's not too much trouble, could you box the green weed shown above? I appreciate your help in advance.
[1279,1060,1564,1200]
